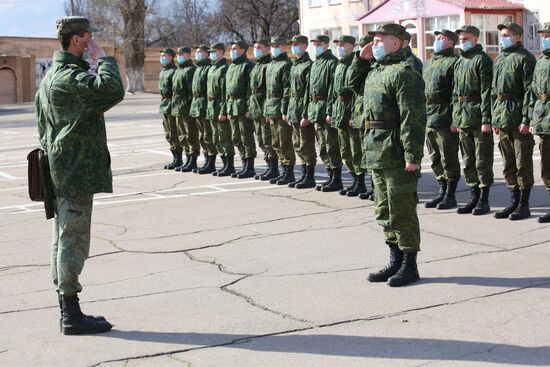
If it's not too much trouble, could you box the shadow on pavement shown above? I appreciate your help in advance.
[420,276,550,288]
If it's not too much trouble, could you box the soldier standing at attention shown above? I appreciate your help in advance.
[226,40,256,179]
[188,45,215,173]
[423,30,460,210]
[265,37,295,185]
[301,35,340,192]
[287,35,316,189]
[402,32,423,75]
[453,25,494,215]
[527,23,550,223]
[356,24,426,287]
[158,48,181,169]
[36,16,125,334]
[172,47,197,172]
[492,22,536,220]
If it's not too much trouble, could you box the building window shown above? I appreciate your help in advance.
[309,0,321,7]
[472,14,513,58]
[424,15,460,60]
[328,0,341,4]
[350,25,359,39]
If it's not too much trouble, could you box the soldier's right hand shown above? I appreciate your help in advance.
[493,127,499,135]
[450,124,458,133]
[360,42,374,60]
[326,115,332,125]
[86,39,106,60]
[300,118,311,127]
[218,114,227,121]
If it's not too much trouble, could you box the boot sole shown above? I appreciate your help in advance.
[387,275,420,287]
[63,325,113,335]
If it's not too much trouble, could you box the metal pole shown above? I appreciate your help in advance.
[71,0,75,15]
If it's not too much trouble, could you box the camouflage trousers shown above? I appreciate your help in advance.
[316,121,342,169]
[372,167,420,253]
[211,118,234,157]
[426,126,461,181]
[51,195,93,296]
[196,117,217,156]
[178,116,200,156]
[459,127,494,188]
[497,127,535,190]
[254,117,277,160]
[338,124,364,175]
[539,134,550,190]
[162,114,183,153]
[271,118,295,166]
[291,121,316,166]
[230,118,245,158]
[232,115,256,159]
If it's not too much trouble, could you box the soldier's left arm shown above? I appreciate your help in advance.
[479,55,493,125]
[281,62,291,116]
[521,54,537,125]
[220,67,228,116]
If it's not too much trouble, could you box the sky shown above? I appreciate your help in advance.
[0,0,67,38]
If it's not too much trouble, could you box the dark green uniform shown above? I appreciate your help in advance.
[172,59,198,156]
[190,58,216,156]
[159,61,180,152]
[405,46,423,75]
[207,58,233,157]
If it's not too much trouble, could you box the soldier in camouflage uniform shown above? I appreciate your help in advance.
[453,25,494,216]
[492,23,536,220]
[527,23,550,223]
[36,16,124,334]
[287,35,316,189]
[226,40,256,178]
[189,45,215,173]
[352,23,426,287]
[302,35,341,192]
[403,32,423,75]
[265,37,295,185]
[423,29,460,210]
[249,38,278,180]
[172,46,198,172]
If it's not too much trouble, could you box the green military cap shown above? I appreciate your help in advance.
[290,35,308,44]
[538,22,550,33]
[434,29,459,43]
[177,46,192,54]
[253,38,270,47]
[160,48,176,57]
[310,34,330,43]
[56,16,99,38]
[195,44,209,52]
[270,37,287,45]
[230,40,248,49]
[359,35,374,47]
[368,23,408,40]
[455,25,480,38]
[333,35,356,45]
[497,22,523,36]
[208,42,225,52]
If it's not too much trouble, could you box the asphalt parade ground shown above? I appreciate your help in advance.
[1,93,549,367]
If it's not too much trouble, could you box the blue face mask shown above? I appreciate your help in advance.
[315,46,325,57]
[209,52,218,61]
[253,48,264,59]
[230,49,239,60]
[291,45,302,56]
[195,52,204,62]
[160,56,168,66]
[176,55,186,64]
[372,44,387,60]
[336,47,346,59]
[544,38,550,50]
[433,39,446,53]
[271,47,282,58]
[460,41,473,52]
[500,36,514,49]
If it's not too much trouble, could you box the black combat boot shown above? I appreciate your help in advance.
[539,192,550,223]
[358,180,375,200]
[261,158,280,181]
[198,155,216,174]
[174,154,189,172]
[164,150,176,169]
[289,165,306,188]
[425,179,447,208]
[166,150,183,170]
[296,165,316,189]
[321,166,343,192]
[232,158,247,178]
[494,188,520,219]
[270,165,285,184]
[255,159,270,180]
[212,155,227,176]
[472,186,490,215]
[237,158,256,179]
[347,172,366,197]
[57,293,105,332]
[217,155,235,177]
[457,186,480,214]
[193,153,209,173]
[277,165,295,185]
[436,179,458,209]
[509,188,531,220]
[367,243,403,282]
[179,154,198,172]
[340,173,357,196]
[387,252,420,287]
[316,167,333,191]
[61,295,112,335]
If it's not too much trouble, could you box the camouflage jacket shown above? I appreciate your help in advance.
[452,44,493,128]
[491,42,536,129]
[527,48,550,135]
[287,52,312,123]
[349,51,372,129]
[158,61,177,114]
[206,57,228,120]
[423,47,457,128]
[303,49,338,123]
[264,52,292,118]
[248,54,272,120]
[328,52,354,128]
[190,58,211,118]
[171,59,196,117]
[405,46,423,75]
[226,54,254,117]
[36,51,124,197]
[362,49,427,169]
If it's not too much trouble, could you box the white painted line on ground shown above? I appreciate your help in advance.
[139,149,173,157]
[0,171,17,179]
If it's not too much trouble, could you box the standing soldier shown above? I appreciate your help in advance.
[301,35,340,192]
[172,47,197,172]
[158,48,182,169]
[189,45,215,173]
[453,25,494,215]
[226,40,256,178]
[403,32,423,74]
[358,24,426,287]
[249,38,278,180]
[264,37,294,185]
[527,23,550,223]
[492,23,536,220]
[287,35,316,189]
[423,30,460,210]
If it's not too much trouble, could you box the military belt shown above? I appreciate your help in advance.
[193,93,207,98]
[337,95,352,102]
[538,93,550,102]
[207,96,216,101]
[496,93,521,102]
[457,95,481,103]
[312,95,327,102]
[290,92,304,97]
[268,92,283,98]
[426,97,448,105]
[364,120,399,130]
[228,95,246,100]
[251,89,265,95]
[161,94,172,99]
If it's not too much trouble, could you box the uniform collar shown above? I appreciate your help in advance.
[273,52,289,61]
[376,48,406,66]
[294,51,311,64]
[53,51,90,71]
[432,47,455,59]
[460,43,483,57]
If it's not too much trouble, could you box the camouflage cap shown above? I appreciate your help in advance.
[310,34,330,43]
[497,22,523,36]
[434,29,459,44]
[270,37,287,45]
[333,35,356,45]
[359,35,374,47]
[368,23,408,40]
[291,35,308,44]
[252,38,271,47]
[208,42,225,52]
[230,40,248,49]
[195,44,209,52]
[160,48,176,57]
[455,25,480,38]
[538,22,550,33]
[177,46,192,54]
[56,16,99,37]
